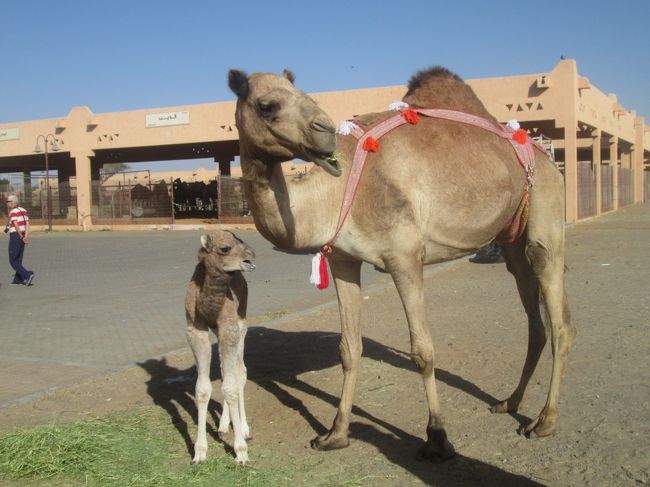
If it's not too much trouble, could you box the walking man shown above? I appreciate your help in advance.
[5,195,34,286]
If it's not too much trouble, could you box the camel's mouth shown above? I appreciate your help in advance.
[241,260,256,272]
[308,151,342,177]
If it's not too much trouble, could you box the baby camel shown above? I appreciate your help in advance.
[185,230,256,464]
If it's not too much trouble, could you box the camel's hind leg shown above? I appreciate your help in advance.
[523,240,575,437]
[491,239,547,414]
[187,323,212,464]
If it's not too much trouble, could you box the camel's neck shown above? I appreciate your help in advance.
[240,151,342,250]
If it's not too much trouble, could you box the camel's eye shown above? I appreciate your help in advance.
[219,245,231,254]
[258,101,279,116]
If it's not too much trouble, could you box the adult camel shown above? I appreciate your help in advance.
[228,67,575,461]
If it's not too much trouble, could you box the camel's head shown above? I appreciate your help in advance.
[199,230,256,273]
[229,69,341,177]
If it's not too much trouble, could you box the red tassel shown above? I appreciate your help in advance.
[402,109,419,125]
[513,129,527,145]
[363,136,380,153]
[317,253,329,290]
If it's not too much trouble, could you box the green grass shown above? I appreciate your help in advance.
[0,414,288,487]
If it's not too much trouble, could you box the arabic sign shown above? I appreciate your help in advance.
[145,111,190,128]
[0,127,20,141]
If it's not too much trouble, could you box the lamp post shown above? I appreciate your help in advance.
[33,134,59,232]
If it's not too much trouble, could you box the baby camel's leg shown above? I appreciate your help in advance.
[236,321,250,439]
[187,323,212,464]
[219,322,249,464]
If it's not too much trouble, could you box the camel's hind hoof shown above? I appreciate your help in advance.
[310,433,350,451]
[490,397,519,414]
[519,411,557,438]
[417,427,456,463]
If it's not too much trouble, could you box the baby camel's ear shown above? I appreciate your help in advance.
[200,234,212,251]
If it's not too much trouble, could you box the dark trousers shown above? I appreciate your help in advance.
[8,233,31,283]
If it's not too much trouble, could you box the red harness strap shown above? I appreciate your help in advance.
[312,107,545,289]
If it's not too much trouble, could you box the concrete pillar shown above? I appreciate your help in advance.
[633,117,645,202]
[564,126,579,223]
[216,157,231,177]
[22,167,32,211]
[552,59,580,223]
[592,129,602,216]
[609,137,619,211]
[72,152,92,230]
[58,165,72,218]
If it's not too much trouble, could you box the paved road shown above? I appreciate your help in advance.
[0,227,392,407]
[2,201,649,409]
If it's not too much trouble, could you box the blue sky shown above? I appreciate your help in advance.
[1,0,648,171]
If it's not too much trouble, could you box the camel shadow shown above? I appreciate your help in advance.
[139,327,536,485]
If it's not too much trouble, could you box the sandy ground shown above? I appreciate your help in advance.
[1,203,649,486]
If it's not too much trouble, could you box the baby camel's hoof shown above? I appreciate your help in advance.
[417,427,456,463]
[310,433,350,451]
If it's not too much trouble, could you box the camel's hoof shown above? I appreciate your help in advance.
[520,412,557,438]
[310,433,350,451]
[191,448,207,464]
[417,427,456,463]
[490,398,518,414]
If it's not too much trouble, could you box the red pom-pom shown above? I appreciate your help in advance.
[363,136,380,153]
[317,253,329,290]
[513,129,528,145]
[402,109,419,125]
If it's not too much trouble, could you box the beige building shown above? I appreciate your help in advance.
[0,59,648,229]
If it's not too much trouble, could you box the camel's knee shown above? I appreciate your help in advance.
[195,379,212,404]
[339,340,362,372]
[411,348,434,377]
[221,379,240,403]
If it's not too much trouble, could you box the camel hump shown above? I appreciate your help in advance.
[402,65,495,120]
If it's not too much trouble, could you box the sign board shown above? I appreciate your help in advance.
[0,127,20,141]
[145,111,190,128]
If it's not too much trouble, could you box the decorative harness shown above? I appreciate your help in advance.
[309,103,547,290]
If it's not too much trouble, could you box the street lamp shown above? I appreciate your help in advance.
[33,134,59,232]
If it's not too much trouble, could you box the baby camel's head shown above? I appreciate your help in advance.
[199,231,256,273]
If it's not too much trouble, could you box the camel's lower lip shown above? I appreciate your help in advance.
[309,152,342,177]
[241,261,256,271]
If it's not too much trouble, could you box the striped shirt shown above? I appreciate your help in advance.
[9,206,29,234]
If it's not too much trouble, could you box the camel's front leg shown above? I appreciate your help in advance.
[388,255,455,462]
[219,323,250,464]
[311,257,362,451]
[187,324,212,464]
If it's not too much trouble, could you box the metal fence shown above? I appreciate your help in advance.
[617,168,633,207]
[90,176,251,225]
[644,170,650,202]
[92,179,173,225]
[1,176,78,226]
[601,165,613,212]
[577,162,597,219]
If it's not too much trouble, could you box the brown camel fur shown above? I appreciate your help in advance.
[185,230,256,464]
[228,66,575,462]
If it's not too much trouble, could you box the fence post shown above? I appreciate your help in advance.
[128,180,132,221]
[170,177,175,225]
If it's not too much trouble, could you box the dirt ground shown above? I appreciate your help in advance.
[2,203,649,486]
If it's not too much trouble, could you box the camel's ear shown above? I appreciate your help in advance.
[228,69,249,99]
[200,234,212,251]
[283,69,295,84]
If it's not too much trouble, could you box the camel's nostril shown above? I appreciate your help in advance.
[311,119,335,134]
